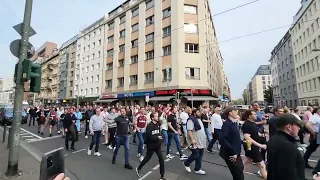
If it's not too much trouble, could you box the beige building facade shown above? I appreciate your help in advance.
[291,0,320,106]
[102,0,224,105]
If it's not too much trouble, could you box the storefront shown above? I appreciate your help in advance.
[116,91,154,106]
[93,94,118,105]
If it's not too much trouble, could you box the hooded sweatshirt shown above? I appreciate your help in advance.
[145,121,162,150]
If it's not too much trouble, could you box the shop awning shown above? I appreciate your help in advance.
[149,96,173,101]
[93,99,118,103]
[184,96,219,101]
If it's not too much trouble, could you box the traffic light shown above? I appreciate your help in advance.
[22,59,41,93]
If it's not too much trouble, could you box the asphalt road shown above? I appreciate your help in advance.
[19,124,318,180]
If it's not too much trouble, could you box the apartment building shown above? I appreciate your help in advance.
[101,0,224,105]
[0,75,15,104]
[75,17,105,103]
[38,50,60,104]
[59,35,78,103]
[247,65,272,105]
[270,31,298,108]
[291,0,320,106]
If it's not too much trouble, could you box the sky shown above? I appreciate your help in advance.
[0,0,301,99]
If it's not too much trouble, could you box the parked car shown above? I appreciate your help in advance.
[0,107,28,125]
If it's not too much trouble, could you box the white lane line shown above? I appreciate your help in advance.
[244,172,259,176]
[21,128,42,139]
[20,133,29,135]
[165,158,172,162]
[27,135,62,143]
[25,138,38,142]
[152,164,159,170]
[138,171,152,180]
[72,149,86,154]
[21,136,34,138]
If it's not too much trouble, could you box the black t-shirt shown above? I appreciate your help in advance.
[242,120,260,149]
[201,113,209,128]
[60,114,66,122]
[167,114,178,133]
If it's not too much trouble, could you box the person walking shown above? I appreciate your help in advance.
[63,108,77,151]
[207,107,223,153]
[84,106,95,138]
[87,108,104,157]
[183,109,207,175]
[136,112,166,180]
[112,108,133,170]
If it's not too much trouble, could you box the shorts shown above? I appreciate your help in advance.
[49,120,56,126]
[244,148,263,163]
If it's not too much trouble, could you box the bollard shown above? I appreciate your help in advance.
[2,124,7,143]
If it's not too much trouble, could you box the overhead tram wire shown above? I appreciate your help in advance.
[100,17,319,68]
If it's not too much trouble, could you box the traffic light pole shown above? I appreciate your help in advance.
[7,0,33,176]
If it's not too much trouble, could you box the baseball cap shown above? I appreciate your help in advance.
[276,113,305,128]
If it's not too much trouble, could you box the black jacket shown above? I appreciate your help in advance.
[145,121,162,149]
[267,131,305,180]
[268,116,278,139]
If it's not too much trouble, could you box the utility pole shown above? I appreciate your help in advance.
[7,0,33,176]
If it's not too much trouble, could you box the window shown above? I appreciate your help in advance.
[87,45,90,50]
[92,42,95,49]
[108,36,114,43]
[162,26,171,38]
[90,76,93,82]
[119,44,125,53]
[93,31,96,38]
[184,5,197,14]
[107,49,114,57]
[145,50,154,60]
[98,28,101,35]
[162,68,172,81]
[144,72,154,83]
[120,16,126,24]
[119,30,125,38]
[92,53,95,60]
[132,8,139,17]
[97,63,100,70]
[96,75,99,82]
[97,51,101,57]
[106,80,112,88]
[291,69,295,77]
[185,43,199,53]
[95,87,99,94]
[90,88,93,95]
[98,39,101,46]
[117,77,124,87]
[163,45,171,56]
[131,55,138,64]
[290,55,293,62]
[129,75,138,85]
[85,77,88,83]
[163,7,171,19]
[108,22,114,30]
[185,67,200,80]
[146,0,154,9]
[146,16,154,26]
[86,66,89,73]
[132,23,139,32]
[71,62,74,67]
[107,62,113,70]
[88,35,90,40]
[118,59,124,67]
[84,89,87,95]
[87,55,89,61]
[146,33,154,43]
[131,39,138,48]
[184,24,198,33]
[91,65,94,71]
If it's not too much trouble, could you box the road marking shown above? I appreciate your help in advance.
[165,158,172,162]
[64,154,68,157]
[21,136,34,138]
[20,133,29,135]
[138,171,152,180]
[27,135,62,143]
[152,164,159,170]
[21,128,42,139]
[25,138,38,142]
[244,172,259,176]
[72,149,86,154]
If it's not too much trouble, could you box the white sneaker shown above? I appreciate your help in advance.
[194,170,206,175]
[85,135,88,139]
[107,145,113,150]
[166,154,174,159]
[184,163,191,173]
[180,154,188,160]
[137,153,141,158]
[57,131,61,134]
[94,152,101,156]
[87,148,92,155]
[139,155,144,162]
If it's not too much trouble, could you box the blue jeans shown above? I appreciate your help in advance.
[208,129,221,150]
[113,135,129,164]
[161,130,168,147]
[167,132,183,155]
[136,132,145,154]
[204,128,212,142]
[184,148,204,171]
[89,131,101,152]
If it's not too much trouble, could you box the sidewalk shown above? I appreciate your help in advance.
[0,126,76,180]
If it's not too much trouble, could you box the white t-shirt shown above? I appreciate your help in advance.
[210,113,223,131]
[180,112,189,124]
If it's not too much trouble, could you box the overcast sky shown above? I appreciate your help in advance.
[0,0,301,99]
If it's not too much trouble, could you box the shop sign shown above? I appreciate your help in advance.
[182,89,211,95]
[117,91,154,98]
[100,94,117,99]
[155,89,177,96]
[155,89,212,96]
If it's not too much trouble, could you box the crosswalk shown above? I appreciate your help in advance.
[20,128,42,142]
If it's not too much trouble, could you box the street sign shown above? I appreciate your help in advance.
[10,39,34,58]
[13,23,36,37]
[145,93,149,103]
[176,99,181,104]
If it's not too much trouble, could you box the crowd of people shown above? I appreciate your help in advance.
[26,103,320,180]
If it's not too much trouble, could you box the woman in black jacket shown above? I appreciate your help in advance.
[135,112,166,180]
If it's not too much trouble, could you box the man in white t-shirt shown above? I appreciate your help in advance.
[207,107,223,153]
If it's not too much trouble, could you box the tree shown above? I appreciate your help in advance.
[232,98,244,105]
[242,90,248,105]
[264,86,273,104]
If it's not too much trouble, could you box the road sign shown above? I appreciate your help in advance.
[145,93,149,103]
[10,39,34,58]
[13,23,36,37]
[176,99,181,104]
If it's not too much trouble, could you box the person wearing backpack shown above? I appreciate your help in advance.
[183,109,207,175]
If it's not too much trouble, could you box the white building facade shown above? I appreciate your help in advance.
[251,75,272,103]
[0,75,15,104]
[291,0,320,106]
[74,17,106,101]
